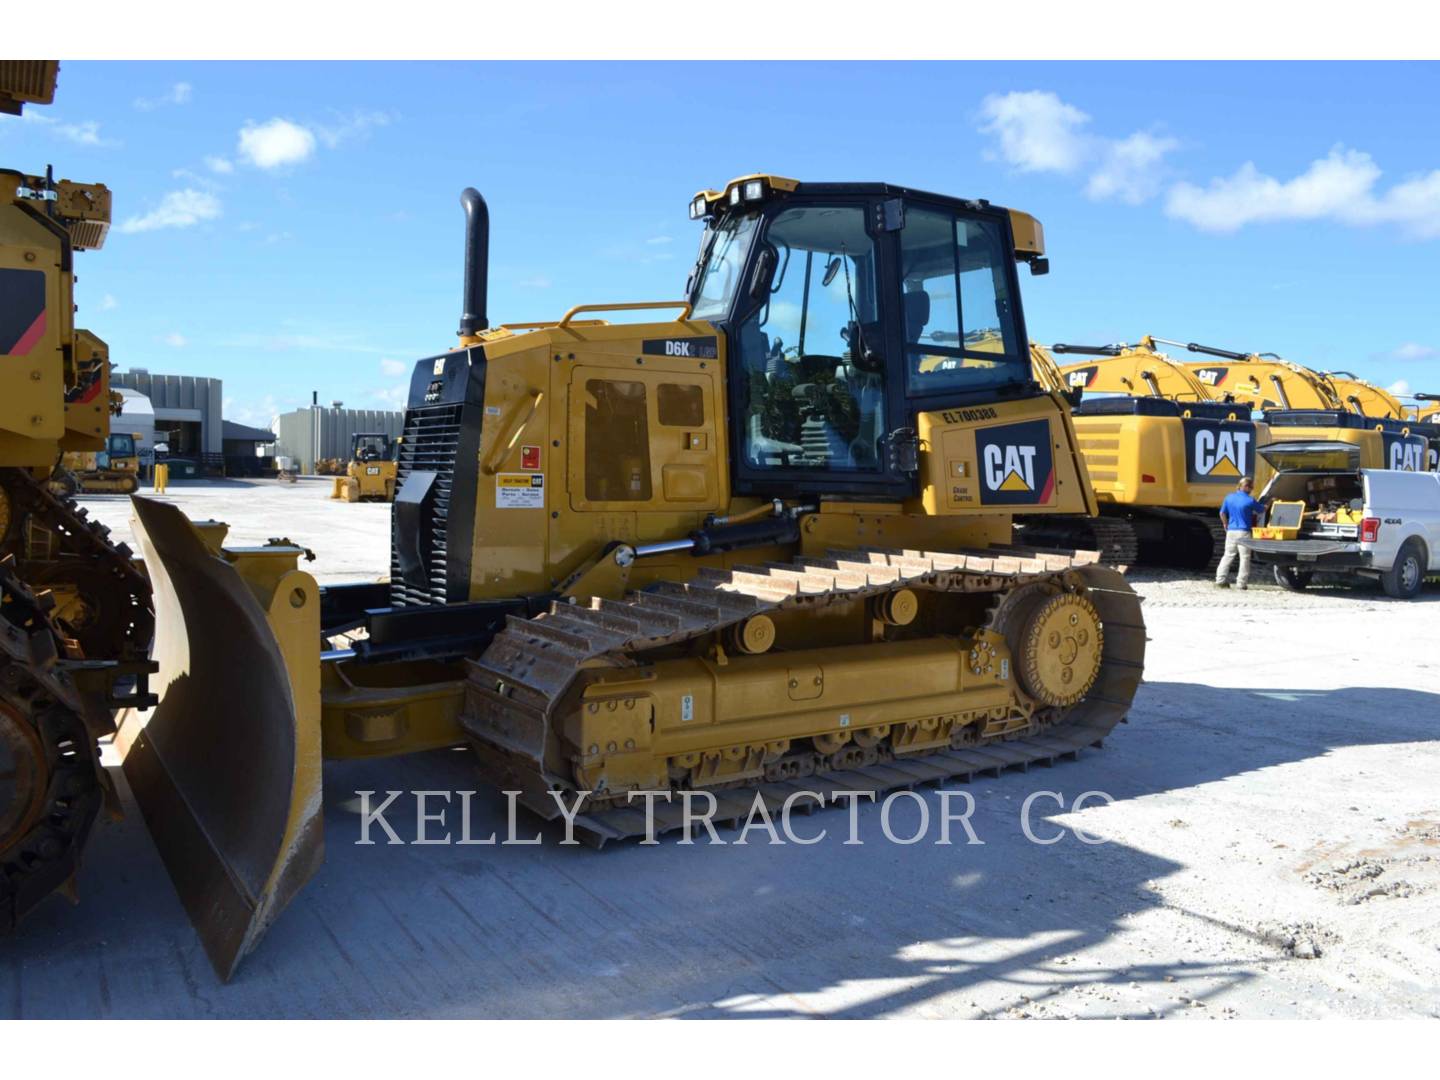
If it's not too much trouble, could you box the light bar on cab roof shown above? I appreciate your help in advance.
[688,189,722,220]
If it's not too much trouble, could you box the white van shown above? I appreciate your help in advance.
[1244,443,1440,599]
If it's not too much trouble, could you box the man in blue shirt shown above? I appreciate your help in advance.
[1215,476,1264,589]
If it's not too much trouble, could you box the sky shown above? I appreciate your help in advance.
[3,60,1439,425]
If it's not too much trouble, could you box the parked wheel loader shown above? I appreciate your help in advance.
[107,175,1148,981]
[1,61,155,935]
[1020,338,1268,569]
[329,432,398,502]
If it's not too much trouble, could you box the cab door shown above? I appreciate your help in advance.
[724,198,911,500]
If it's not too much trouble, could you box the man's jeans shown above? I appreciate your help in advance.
[1215,530,1252,585]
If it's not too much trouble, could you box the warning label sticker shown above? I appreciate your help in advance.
[496,473,545,509]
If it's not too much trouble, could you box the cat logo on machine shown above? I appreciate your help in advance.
[1184,420,1254,483]
[1066,366,1099,389]
[1385,433,1425,472]
[1193,367,1228,387]
[976,419,1055,505]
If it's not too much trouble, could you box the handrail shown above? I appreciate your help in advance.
[557,300,693,328]
[500,319,609,331]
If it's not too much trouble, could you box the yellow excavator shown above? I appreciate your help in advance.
[1167,340,1433,481]
[94,175,1150,980]
[1022,338,1267,569]
[329,431,398,502]
[1,61,155,935]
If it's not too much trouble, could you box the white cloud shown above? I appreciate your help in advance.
[312,109,395,149]
[1393,343,1438,361]
[1086,132,1181,205]
[1387,379,1412,396]
[373,384,409,408]
[237,118,317,170]
[1352,169,1440,238]
[1165,147,1380,233]
[4,112,116,147]
[646,235,673,246]
[205,155,234,174]
[379,357,408,376]
[118,189,222,234]
[1165,146,1440,238]
[224,394,282,429]
[134,82,192,111]
[979,90,1177,204]
[100,293,118,311]
[170,167,221,189]
[234,111,392,171]
[980,91,1091,173]
[56,120,114,147]
[518,275,552,289]
[163,332,188,348]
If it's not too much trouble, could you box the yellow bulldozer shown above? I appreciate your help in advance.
[1022,338,1268,569]
[53,429,143,495]
[10,169,1149,980]
[329,431,398,502]
[1,61,156,935]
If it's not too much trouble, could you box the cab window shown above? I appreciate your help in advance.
[735,204,886,472]
[899,207,1026,395]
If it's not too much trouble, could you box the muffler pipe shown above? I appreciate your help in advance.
[458,187,489,338]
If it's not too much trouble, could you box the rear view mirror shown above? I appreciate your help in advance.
[821,257,842,288]
[749,246,777,299]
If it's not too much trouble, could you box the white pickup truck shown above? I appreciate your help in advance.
[1243,443,1440,599]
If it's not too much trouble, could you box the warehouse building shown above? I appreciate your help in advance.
[222,421,278,477]
[273,405,404,474]
[112,387,157,458]
[112,370,224,459]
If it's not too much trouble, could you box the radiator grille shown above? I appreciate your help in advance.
[0,61,58,111]
[390,402,463,606]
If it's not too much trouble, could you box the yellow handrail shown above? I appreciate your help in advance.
[500,319,609,331]
[557,300,693,328]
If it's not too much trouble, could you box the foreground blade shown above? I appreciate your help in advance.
[116,497,323,981]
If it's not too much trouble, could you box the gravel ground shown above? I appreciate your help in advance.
[4,480,1437,1018]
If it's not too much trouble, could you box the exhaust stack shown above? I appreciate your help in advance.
[458,187,490,339]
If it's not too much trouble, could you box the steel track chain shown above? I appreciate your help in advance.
[461,544,1146,846]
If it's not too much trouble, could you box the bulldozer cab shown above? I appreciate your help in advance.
[351,432,393,463]
[687,180,1040,499]
[97,431,136,468]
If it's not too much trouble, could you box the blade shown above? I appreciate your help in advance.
[116,497,323,981]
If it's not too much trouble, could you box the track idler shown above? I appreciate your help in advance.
[0,562,113,931]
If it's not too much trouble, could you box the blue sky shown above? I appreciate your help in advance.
[3,60,1438,424]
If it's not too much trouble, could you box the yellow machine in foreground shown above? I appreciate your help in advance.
[1,61,154,935]
[1022,339,1266,568]
[329,432,397,502]
[108,176,1147,980]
